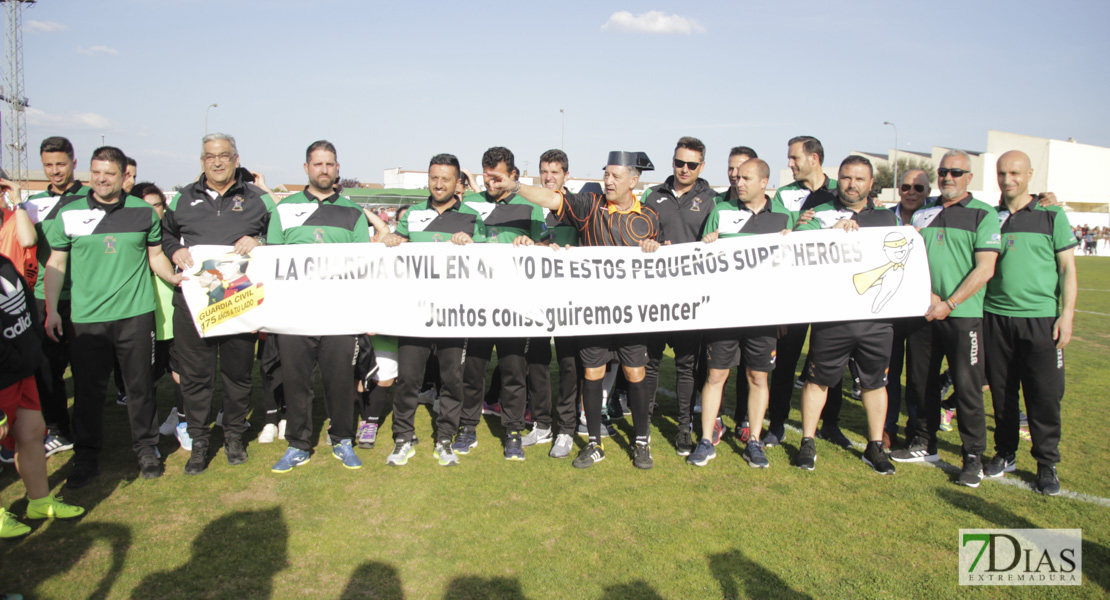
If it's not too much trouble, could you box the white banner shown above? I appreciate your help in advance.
[180,226,931,338]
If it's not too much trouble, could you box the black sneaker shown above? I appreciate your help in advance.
[862,441,896,475]
[957,454,983,488]
[632,442,653,470]
[817,426,853,450]
[65,462,100,489]
[674,429,695,457]
[761,424,786,448]
[138,453,164,479]
[1036,463,1060,496]
[184,442,209,475]
[890,436,939,463]
[573,442,605,469]
[983,452,1016,478]
[225,438,248,465]
[796,437,817,470]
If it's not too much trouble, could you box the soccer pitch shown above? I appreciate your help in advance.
[1,258,1107,599]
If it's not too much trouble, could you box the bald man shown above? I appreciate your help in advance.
[981,150,1076,495]
[883,169,931,448]
[891,150,1000,489]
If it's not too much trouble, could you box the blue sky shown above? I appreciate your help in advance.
[17,0,1110,190]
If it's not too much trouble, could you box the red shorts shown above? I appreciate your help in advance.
[0,375,40,448]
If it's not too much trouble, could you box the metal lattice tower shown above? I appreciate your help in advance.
[1,0,34,184]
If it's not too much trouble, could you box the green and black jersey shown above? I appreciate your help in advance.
[771,174,838,216]
[911,193,1001,318]
[395,197,487,243]
[794,198,896,230]
[46,192,160,324]
[269,191,370,245]
[23,181,91,300]
[985,200,1076,318]
[704,192,796,237]
[461,191,544,243]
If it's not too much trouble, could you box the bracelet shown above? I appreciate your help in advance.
[946,298,958,311]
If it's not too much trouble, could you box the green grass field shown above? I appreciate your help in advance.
[2,258,1108,599]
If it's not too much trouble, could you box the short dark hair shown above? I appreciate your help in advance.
[91,146,127,173]
[429,153,461,174]
[675,136,706,160]
[306,140,338,162]
[125,156,137,168]
[729,146,758,160]
[539,149,569,173]
[788,135,824,165]
[131,181,164,198]
[481,146,517,177]
[40,136,74,159]
[839,154,874,177]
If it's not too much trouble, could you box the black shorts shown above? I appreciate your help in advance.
[704,326,778,372]
[578,334,649,369]
[806,320,893,389]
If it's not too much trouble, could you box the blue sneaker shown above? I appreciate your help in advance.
[175,422,193,452]
[761,424,785,448]
[331,439,362,470]
[0,448,13,464]
[271,447,311,473]
[452,428,477,455]
[504,431,525,461]
[745,440,771,468]
[687,439,716,467]
[44,432,74,457]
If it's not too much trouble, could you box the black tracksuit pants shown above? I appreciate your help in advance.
[173,294,255,445]
[530,336,579,433]
[906,317,988,455]
[394,337,466,443]
[277,334,357,451]
[644,330,701,428]
[258,334,285,426]
[34,298,74,438]
[984,313,1064,465]
[461,338,528,433]
[69,312,157,464]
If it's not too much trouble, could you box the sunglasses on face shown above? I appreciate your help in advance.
[900,184,926,193]
[673,159,702,170]
[938,168,970,178]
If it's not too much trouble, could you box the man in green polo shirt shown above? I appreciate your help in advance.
[457,147,545,461]
[382,153,486,467]
[891,150,1001,489]
[44,146,182,488]
[21,137,91,457]
[981,150,1077,495]
[269,140,369,473]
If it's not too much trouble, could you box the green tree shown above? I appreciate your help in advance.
[875,157,936,190]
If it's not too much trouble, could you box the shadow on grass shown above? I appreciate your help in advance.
[131,506,288,599]
[937,488,1110,594]
[708,548,814,600]
[600,580,665,599]
[442,575,526,600]
[340,561,404,600]
[0,521,130,600]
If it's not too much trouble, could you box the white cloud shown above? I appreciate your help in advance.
[25,20,69,34]
[77,45,119,56]
[601,11,705,35]
[27,107,112,130]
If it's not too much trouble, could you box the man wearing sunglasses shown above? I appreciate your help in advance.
[638,137,717,458]
[883,170,931,449]
[981,150,1076,495]
[764,136,849,451]
[891,150,1000,490]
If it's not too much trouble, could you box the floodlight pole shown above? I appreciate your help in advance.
[560,109,565,150]
[205,103,218,134]
[883,121,898,195]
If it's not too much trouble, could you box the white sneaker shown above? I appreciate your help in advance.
[175,422,193,451]
[214,410,224,428]
[521,425,553,447]
[159,411,179,436]
[277,419,287,440]
[258,423,278,444]
[550,433,574,459]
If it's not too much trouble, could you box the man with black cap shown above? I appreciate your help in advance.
[638,137,716,457]
[484,151,661,469]
[161,133,275,475]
